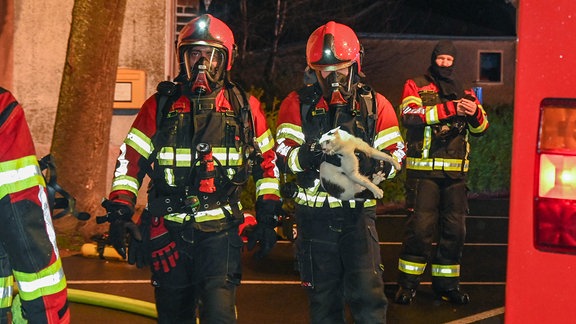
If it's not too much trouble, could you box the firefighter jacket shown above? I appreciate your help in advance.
[0,88,69,323]
[400,76,489,179]
[276,83,405,208]
[109,84,280,227]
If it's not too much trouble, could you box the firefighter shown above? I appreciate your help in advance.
[100,14,281,323]
[0,87,69,323]
[275,22,405,323]
[394,40,489,305]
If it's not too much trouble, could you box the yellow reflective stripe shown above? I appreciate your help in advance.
[398,259,427,275]
[0,275,14,308]
[0,155,46,200]
[425,106,440,124]
[288,147,305,173]
[293,186,377,208]
[406,157,469,172]
[164,202,244,224]
[257,129,275,153]
[125,128,153,159]
[401,95,422,107]
[255,178,280,197]
[431,264,460,277]
[374,126,403,151]
[111,175,140,195]
[13,258,66,301]
[276,123,305,145]
[157,147,244,167]
[422,126,432,158]
[469,105,489,133]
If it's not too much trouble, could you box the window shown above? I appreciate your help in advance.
[478,51,502,83]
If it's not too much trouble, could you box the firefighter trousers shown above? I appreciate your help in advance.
[151,225,243,324]
[295,204,388,324]
[398,177,468,292]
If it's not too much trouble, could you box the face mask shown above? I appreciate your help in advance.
[190,57,212,95]
[319,71,353,106]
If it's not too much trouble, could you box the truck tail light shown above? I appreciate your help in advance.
[534,99,576,254]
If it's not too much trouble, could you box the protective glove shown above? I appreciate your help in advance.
[149,215,179,273]
[98,199,140,259]
[127,209,152,268]
[248,198,281,259]
[296,141,323,170]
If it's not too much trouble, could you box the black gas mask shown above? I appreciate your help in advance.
[317,69,354,107]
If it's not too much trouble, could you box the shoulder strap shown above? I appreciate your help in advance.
[358,85,377,145]
[413,75,432,88]
[296,84,322,128]
[155,81,179,131]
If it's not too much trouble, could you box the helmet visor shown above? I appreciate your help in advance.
[183,45,226,82]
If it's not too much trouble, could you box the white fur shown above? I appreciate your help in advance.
[318,127,401,200]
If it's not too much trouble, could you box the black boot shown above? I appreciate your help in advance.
[438,289,470,305]
[394,286,416,305]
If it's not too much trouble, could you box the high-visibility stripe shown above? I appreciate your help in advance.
[157,147,245,167]
[423,126,432,158]
[13,258,66,301]
[401,95,422,108]
[255,178,280,197]
[374,126,403,151]
[276,123,305,145]
[426,106,440,124]
[292,181,377,208]
[0,275,14,308]
[257,129,275,153]
[398,259,427,275]
[431,264,460,277]
[288,147,304,173]
[406,157,469,172]
[0,155,46,200]
[125,128,154,159]
[111,175,140,195]
[164,201,243,224]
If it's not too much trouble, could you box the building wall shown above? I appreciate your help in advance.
[11,0,167,157]
[360,35,517,108]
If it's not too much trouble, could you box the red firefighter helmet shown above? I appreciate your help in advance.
[176,14,237,83]
[306,21,363,74]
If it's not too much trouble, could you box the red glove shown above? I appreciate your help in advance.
[150,216,180,273]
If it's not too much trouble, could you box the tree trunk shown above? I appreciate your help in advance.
[51,0,127,240]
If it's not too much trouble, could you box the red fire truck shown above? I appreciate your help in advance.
[506,0,576,322]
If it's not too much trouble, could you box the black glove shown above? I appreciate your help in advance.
[248,199,281,259]
[127,209,152,268]
[296,142,323,170]
[98,199,141,259]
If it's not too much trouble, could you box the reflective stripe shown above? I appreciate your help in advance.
[276,123,305,145]
[431,264,460,277]
[256,178,280,197]
[293,181,377,208]
[14,258,67,301]
[426,106,440,124]
[0,275,14,308]
[374,126,403,151]
[398,259,427,275]
[164,201,243,224]
[401,95,422,108]
[257,129,275,153]
[288,147,304,173]
[406,157,469,172]
[157,147,244,167]
[111,175,140,195]
[0,155,46,200]
[422,126,432,158]
[125,127,154,159]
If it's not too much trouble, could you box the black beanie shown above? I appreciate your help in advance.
[431,40,457,64]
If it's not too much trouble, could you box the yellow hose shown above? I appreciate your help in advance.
[67,288,157,319]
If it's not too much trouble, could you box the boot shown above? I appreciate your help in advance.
[394,286,416,305]
[437,289,470,305]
